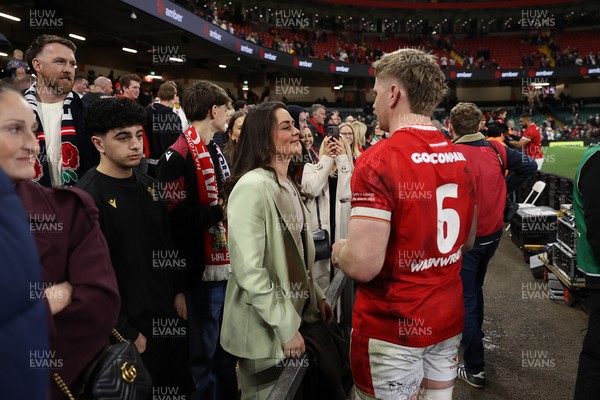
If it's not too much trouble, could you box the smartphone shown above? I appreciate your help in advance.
[327,125,340,141]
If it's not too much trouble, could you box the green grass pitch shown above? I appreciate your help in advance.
[540,146,589,180]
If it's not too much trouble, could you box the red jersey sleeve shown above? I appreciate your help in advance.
[350,146,393,224]
[523,125,540,141]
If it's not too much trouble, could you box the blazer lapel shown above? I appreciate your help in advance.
[258,169,304,255]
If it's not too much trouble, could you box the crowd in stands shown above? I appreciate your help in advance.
[166,1,600,71]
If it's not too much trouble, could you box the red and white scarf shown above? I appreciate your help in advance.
[183,125,231,281]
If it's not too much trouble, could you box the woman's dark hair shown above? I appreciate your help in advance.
[224,101,288,198]
[286,105,305,130]
[222,110,247,164]
[224,110,247,144]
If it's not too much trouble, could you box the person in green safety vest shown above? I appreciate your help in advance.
[573,144,600,399]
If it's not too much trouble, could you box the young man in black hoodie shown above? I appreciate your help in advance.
[77,98,191,395]
[157,81,237,400]
[144,82,182,177]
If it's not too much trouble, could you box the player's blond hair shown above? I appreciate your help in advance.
[373,48,449,116]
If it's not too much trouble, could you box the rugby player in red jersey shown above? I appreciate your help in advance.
[509,113,544,170]
[332,48,477,400]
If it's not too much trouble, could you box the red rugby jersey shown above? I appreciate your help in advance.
[350,125,476,347]
[523,123,543,160]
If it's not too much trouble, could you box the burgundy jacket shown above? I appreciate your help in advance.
[16,181,120,399]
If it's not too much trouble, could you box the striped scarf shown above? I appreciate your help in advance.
[183,124,231,281]
[24,83,81,187]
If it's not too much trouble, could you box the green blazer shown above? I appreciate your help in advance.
[221,168,326,360]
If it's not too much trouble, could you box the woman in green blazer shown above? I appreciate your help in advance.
[221,102,333,399]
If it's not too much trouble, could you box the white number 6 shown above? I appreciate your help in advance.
[436,184,460,254]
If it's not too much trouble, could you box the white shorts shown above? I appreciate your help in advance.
[535,158,544,170]
[351,333,461,400]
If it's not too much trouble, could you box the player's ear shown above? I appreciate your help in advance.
[389,84,401,109]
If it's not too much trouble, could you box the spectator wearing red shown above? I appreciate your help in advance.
[509,114,544,170]
[450,103,537,389]
[307,103,326,150]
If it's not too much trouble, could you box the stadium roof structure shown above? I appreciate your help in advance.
[0,0,598,84]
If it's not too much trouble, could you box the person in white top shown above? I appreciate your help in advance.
[301,134,353,292]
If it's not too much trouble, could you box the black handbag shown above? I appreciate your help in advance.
[312,199,332,261]
[53,329,152,400]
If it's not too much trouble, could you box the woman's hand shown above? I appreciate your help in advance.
[282,331,305,358]
[45,281,73,315]
[174,293,188,320]
[334,138,347,156]
[318,299,334,324]
[134,332,147,354]
[322,137,338,158]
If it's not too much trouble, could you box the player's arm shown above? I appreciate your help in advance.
[508,136,530,148]
[332,217,390,283]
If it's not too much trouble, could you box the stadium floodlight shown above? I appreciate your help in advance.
[0,12,20,21]
[68,33,86,41]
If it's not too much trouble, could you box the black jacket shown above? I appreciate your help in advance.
[144,103,182,160]
[157,135,225,286]
[77,169,181,340]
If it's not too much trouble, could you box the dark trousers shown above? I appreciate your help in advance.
[574,288,600,399]
[460,238,500,374]
[186,281,238,400]
[142,331,192,396]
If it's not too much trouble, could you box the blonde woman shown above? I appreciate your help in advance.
[301,133,354,292]
[338,122,361,160]
[350,121,367,155]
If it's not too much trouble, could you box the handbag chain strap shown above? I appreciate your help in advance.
[112,328,126,343]
[53,373,76,400]
[52,329,126,399]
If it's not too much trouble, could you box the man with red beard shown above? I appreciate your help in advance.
[24,34,97,187]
